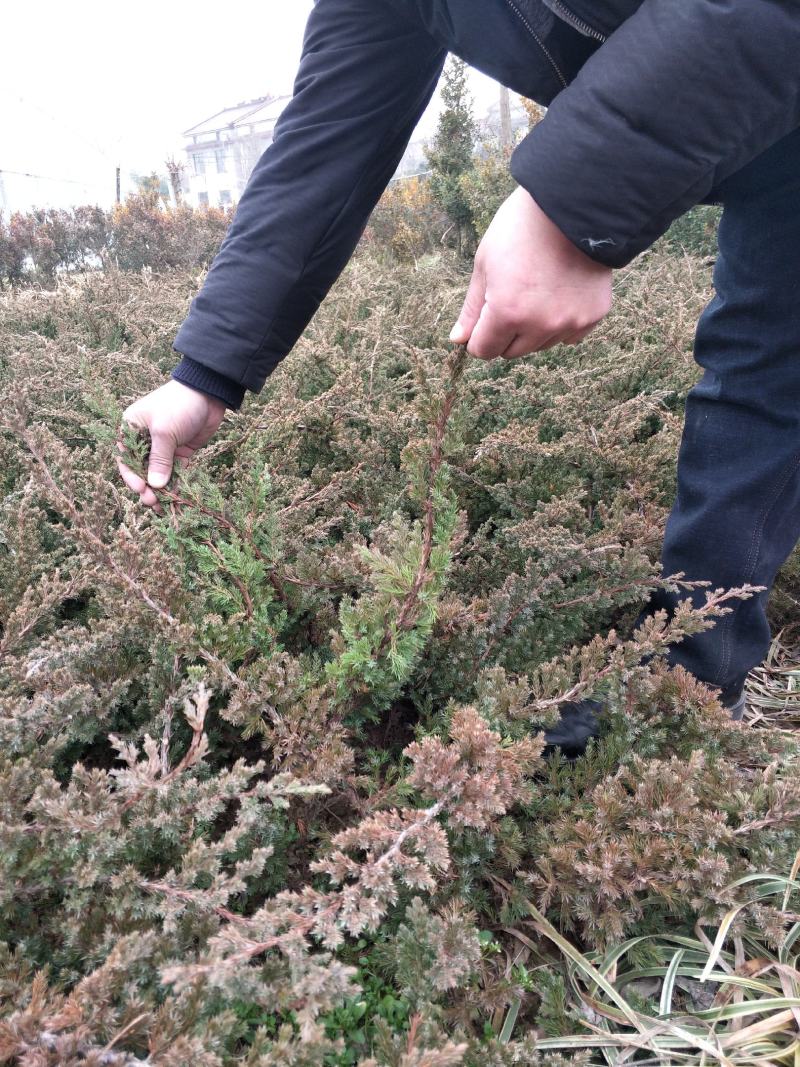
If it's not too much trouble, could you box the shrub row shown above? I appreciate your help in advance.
[0,192,231,288]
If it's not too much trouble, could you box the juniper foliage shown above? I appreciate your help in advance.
[1,248,799,1063]
[426,57,478,257]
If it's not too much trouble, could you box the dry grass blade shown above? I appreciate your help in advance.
[746,635,800,727]
[526,861,800,1067]
[526,903,646,1033]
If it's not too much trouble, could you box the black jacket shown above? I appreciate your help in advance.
[172,0,800,409]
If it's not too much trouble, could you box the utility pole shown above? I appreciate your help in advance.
[499,84,512,150]
[115,165,121,204]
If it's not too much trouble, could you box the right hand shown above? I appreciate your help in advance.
[117,380,227,509]
[449,186,612,359]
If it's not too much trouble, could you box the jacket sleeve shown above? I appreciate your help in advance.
[510,0,800,268]
[172,0,445,395]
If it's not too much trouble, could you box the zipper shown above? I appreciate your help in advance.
[503,0,569,89]
[548,0,607,41]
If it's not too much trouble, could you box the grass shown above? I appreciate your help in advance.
[746,638,800,732]
[511,859,800,1065]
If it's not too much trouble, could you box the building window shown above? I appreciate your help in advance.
[219,189,232,206]
[193,153,206,177]
[197,191,209,207]
[215,148,226,173]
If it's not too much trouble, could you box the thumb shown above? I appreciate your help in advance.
[146,431,176,489]
[450,263,486,344]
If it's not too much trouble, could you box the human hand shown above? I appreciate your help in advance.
[117,380,227,508]
[449,186,613,359]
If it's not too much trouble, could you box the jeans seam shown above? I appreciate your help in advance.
[713,447,800,686]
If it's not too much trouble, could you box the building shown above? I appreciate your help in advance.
[180,82,520,210]
[182,95,291,209]
[182,90,443,209]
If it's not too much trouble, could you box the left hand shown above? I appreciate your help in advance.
[449,186,613,359]
[116,380,227,510]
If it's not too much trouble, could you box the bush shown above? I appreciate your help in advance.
[1,248,799,1064]
[365,177,448,262]
[662,204,722,259]
[108,192,231,272]
[459,144,517,240]
[0,193,231,288]
[0,206,108,287]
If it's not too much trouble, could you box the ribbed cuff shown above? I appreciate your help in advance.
[171,356,247,410]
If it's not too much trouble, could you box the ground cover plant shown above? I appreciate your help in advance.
[2,237,800,1065]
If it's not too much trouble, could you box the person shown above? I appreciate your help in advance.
[118,0,800,749]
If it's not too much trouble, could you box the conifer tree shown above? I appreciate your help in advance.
[426,56,477,256]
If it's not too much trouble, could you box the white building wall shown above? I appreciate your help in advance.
[184,145,240,209]
[183,116,278,209]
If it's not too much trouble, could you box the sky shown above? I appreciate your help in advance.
[1,1,504,214]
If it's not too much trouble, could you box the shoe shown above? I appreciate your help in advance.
[542,689,746,758]
[542,699,602,758]
[725,691,746,721]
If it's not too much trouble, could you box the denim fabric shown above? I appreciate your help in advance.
[647,126,800,703]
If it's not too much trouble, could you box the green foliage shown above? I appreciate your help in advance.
[322,972,411,1066]
[132,170,171,200]
[426,57,478,256]
[661,204,721,259]
[459,144,517,240]
[1,245,799,1064]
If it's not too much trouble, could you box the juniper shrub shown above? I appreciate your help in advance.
[1,247,799,1064]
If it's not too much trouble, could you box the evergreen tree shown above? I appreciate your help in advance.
[426,56,477,256]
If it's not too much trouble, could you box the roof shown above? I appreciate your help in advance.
[183,94,291,138]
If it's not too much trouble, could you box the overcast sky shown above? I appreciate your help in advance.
[2,1,502,213]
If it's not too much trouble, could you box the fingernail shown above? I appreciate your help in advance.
[148,472,168,489]
[449,324,462,342]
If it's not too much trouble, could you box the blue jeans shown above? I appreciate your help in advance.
[649,127,800,703]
